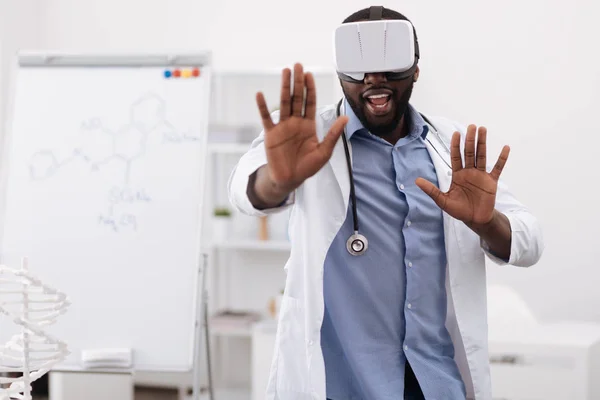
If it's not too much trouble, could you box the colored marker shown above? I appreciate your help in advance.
[164,70,172,78]
[192,68,200,77]
[182,69,192,78]
[173,69,181,78]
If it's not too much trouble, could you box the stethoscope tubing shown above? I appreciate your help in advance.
[335,98,451,256]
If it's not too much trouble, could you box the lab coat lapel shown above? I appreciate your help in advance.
[328,133,351,212]
[424,132,453,193]
[424,132,456,273]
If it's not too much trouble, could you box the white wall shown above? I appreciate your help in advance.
[27,0,600,326]
[0,0,42,141]
[0,0,43,250]
[38,0,207,53]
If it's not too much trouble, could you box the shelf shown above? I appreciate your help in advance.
[253,319,278,334]
[210,310,265,338]
[212,67,336,75]
[210,324,254,337]
[212,240,291,251]
[210,316,278,338]
[208,142,252,154]
[193,387,251,400]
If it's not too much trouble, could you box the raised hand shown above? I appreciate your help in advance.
[415,125,510,226]
[256,63,349,194]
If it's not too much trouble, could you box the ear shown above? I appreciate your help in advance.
[413,66,420,82]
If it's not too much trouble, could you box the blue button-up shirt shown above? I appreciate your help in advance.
[320,99,466,400]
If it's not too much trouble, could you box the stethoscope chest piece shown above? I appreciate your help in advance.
[346,232,368,256]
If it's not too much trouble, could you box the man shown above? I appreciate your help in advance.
[228,6,543,400]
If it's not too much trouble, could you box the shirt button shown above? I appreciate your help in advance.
[404,345,408,351]
[399,184,405,190]
[407,303,412,309]
[406,220,412,227]
[408,262,413,268]
[308,340,314,346]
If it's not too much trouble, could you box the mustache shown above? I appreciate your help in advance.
[360,85,397,99]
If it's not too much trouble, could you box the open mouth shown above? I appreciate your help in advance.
[363,89,393,116]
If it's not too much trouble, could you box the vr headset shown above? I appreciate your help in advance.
[334,6,420,83]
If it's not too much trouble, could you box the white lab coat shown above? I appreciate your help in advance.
[228,102,544,400]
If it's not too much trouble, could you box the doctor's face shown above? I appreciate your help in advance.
[341,69,417,138]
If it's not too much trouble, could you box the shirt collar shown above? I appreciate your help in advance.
[342,97,429,141]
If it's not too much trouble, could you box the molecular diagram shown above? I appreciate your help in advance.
[0,258,70,400]
[28,93,201,233]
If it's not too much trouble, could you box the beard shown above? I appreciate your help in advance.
[343,80,414,138]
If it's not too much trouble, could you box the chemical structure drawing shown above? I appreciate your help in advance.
[28,92,201,233]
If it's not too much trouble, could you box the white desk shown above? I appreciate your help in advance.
[489,321,600,400]
[50,369,133,400]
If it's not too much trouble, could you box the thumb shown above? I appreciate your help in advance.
[415,177,447,210]
[318,116,349,159]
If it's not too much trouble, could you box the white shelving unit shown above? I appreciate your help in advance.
[204,141,290,394]
[202,68,340,397]
[212,240,291,252]
[192,388,251,400]
[210,324,254,338]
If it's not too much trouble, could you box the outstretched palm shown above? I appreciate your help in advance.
[256,64,348,193]
[415,125,510,225]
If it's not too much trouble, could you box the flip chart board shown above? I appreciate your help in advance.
[0,52,212,372]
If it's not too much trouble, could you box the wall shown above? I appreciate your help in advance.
[38,0,207,53]
[30,0,600,330]
[0,0,42,143]
[0,0,43,251]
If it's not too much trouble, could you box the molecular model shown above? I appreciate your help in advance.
[0,258,70,400]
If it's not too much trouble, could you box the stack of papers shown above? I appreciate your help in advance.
[81,348,133,369]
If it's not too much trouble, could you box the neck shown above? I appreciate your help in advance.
[383,113,410,145]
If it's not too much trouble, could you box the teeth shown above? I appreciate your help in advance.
[368,94,389,99]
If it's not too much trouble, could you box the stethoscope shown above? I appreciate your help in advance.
[336,98,452,256]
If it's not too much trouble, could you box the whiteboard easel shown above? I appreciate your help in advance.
[0,52,215,400]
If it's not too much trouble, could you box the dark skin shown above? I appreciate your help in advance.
[415,126,512,260]
[249,63,512,260]
[340,68,417,145]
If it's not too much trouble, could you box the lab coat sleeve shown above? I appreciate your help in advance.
[227,111,295,217]
[486,177,544,267]
[444,118,544,268]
